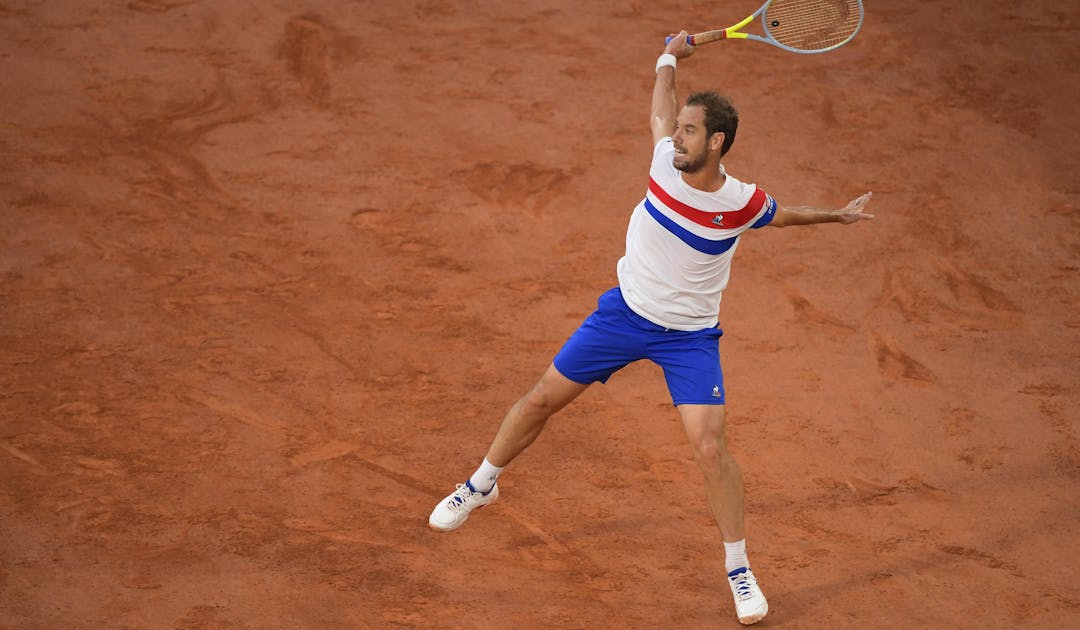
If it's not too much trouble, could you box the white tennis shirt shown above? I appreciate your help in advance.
[616,137,776,331]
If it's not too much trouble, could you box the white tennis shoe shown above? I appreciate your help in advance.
[428,481,499,532]
[727,566,768,625]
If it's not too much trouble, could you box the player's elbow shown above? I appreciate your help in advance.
[767,208,793,228]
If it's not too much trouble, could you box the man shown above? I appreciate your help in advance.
[428,31,874,625]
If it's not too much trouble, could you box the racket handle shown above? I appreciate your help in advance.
[663,35,697,46]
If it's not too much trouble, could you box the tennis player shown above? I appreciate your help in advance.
[429,30,874,625]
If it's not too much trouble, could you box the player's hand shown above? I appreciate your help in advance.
[665,30,696,59]
[837,191,874,224]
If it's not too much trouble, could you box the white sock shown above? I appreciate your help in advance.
[467,458,503,494]
[724,539,749,573]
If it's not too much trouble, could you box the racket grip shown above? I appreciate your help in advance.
[663,35,696,46]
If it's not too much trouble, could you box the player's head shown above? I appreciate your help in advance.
[673,92,739,173]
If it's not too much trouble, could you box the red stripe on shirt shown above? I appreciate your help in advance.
[648,177,767,230]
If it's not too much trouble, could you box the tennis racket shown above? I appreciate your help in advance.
[667,0,864,54]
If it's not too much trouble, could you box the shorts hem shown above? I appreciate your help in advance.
[552,360,605,386]
[672,398,726,406]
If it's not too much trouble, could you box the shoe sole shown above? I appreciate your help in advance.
[738,603,768,625]
[427,501,492,532]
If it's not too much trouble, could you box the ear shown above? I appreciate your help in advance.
[709,131,726,152]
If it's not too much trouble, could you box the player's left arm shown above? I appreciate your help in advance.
[768,192,874,228]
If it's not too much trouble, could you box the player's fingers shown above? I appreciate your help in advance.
[673,29,695,51]
[849,194,871,211]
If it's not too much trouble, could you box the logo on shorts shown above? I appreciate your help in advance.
[712,385,721,398]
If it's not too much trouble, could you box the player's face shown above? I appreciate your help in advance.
[672,105,712,174]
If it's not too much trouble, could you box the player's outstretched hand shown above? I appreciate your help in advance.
[838,191,874,224]
[665,30,696,59]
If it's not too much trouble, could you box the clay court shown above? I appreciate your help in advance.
[2,1,1078,628]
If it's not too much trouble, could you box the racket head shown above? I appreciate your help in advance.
[761,0,864,54]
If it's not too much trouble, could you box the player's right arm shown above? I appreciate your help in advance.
[651,31,695,145]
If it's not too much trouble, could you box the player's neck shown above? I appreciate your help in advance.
[681,166,726,193]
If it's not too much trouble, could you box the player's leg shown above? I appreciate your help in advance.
[679,403,767,625]
[652,326,748,542]
[484,363,590,467]
[652,325,767,625]
[650,326,746,539]
[677,403,745,541]
[429,288,639,533]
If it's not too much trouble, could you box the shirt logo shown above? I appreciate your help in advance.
[712,215,724,226]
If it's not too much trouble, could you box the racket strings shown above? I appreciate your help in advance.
[764,0,862,51]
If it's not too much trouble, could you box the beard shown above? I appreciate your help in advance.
[673,150,708,174]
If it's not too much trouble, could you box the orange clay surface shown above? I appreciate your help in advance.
[1,1,1078,628]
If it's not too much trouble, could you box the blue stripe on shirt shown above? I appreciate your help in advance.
[643,198,739,255]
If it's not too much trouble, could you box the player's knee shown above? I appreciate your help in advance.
[521,383,559,419]
[690,433,731,469]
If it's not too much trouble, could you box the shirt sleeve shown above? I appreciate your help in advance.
[750,192,777,229]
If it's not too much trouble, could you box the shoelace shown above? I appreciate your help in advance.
[729,571,757,600]
[448,483,481,511]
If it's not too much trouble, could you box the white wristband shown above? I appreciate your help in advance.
[655,53,677,73]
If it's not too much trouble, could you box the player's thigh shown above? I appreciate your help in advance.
[528,363,590,415]
[677,403,729,455]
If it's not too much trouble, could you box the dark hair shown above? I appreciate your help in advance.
[685,91,739,156]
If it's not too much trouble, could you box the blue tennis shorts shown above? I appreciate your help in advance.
[553,287,726,405]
